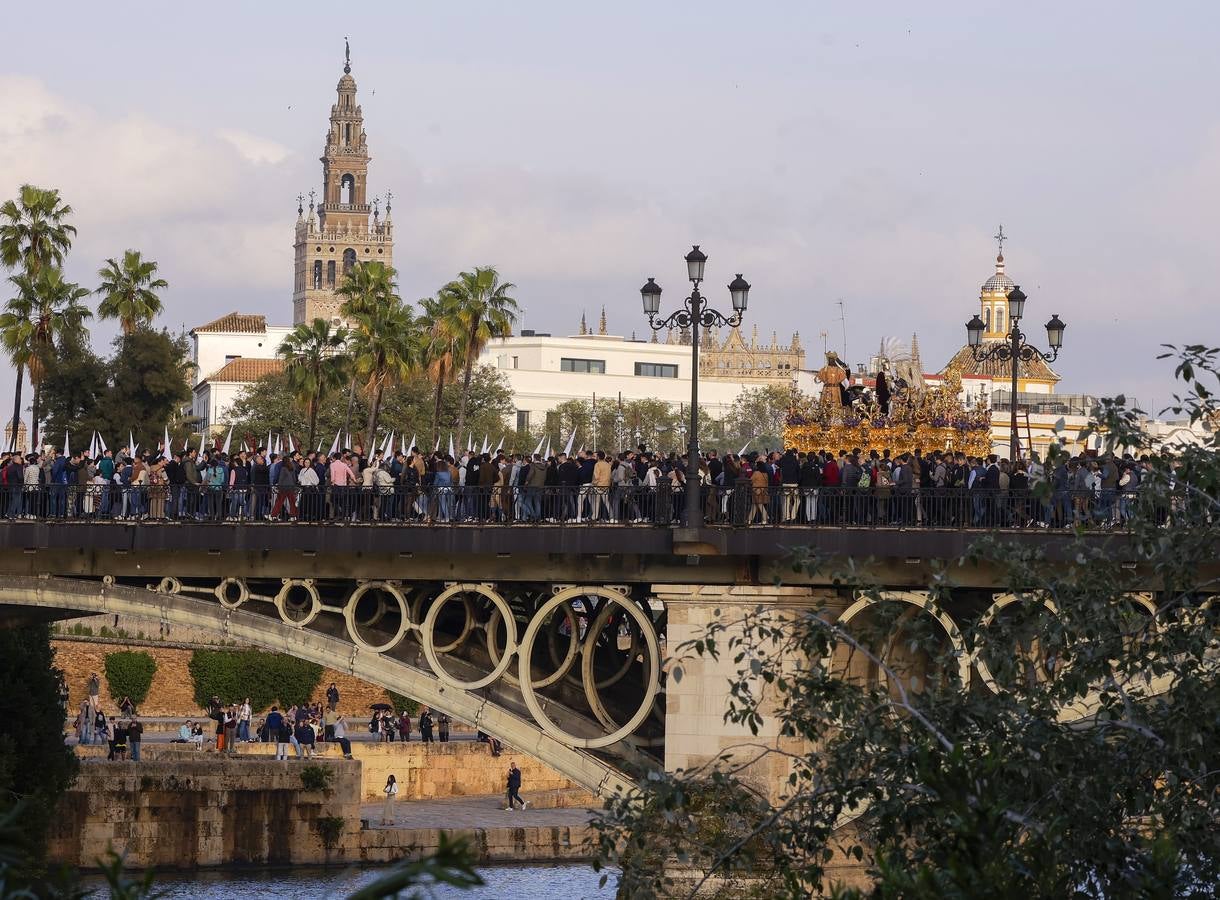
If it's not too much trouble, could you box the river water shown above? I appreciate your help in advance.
[82,863,616,899]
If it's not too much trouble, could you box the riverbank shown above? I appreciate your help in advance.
[48,757,599,871]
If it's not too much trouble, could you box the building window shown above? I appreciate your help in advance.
[516,410,530,430]
[312,260,323,289]
[327,260,336,286]
[635,362,678,378]
[560,358,605,373]
[995,308,1006,335]
[342,248,356,274]
[512,356,519,369]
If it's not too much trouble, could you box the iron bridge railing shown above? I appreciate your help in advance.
[0,484,1193,530]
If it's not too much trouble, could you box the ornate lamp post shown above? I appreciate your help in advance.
[965,286,1065,460]
[615,407,625,450]
[641,245,750,528]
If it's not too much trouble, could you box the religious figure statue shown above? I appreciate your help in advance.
[817,352,849,411]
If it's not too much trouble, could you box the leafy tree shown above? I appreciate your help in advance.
[717,383,798,455]
[440,266,518,441]
[348,299,421,446]
[189,649,322,711]
[596,346,1220,898]
[0,185,76,446]
[335,261,400,438]
[95,250,169,335]
[103,651,157,707]
[418,292,465,445]
[0,268,92,450]
[0,625,77,875]
[277,318,350,450]
[99,329,193,450]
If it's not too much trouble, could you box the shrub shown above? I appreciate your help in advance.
[103,651,157,706]
[300,765,335,793]
[188,649,323,712]
[316,814,345,853]
[386,691,420,715]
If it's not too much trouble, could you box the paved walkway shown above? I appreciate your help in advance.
[361,795,597,830]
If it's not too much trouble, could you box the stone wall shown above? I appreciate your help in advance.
[54,639,397,717]
[75,741,594,804]
[47,758,362,869]
[359,824,593,865]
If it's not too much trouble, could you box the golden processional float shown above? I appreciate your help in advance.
[782,341,992,457]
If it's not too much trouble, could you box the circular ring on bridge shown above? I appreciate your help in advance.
[215,577,249,610]
[580,598,643,733]
[157,577,182,594]
[274,579,322,628]
[519,586,660,750]
[490,599,579,689]
[968,592,1060,695]
[421,583,518,691]
[343,581,411,653]
[836,591,972,687]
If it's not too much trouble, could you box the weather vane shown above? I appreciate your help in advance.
[995,224,1007,258]
[385,190,393,214]
[296,193,304,216]
[308,189,316,209]
[344,37,351,74]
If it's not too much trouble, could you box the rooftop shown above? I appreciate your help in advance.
[199,357,284,386]
[192,312,268,335]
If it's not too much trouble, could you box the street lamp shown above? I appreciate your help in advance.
[965,286,1065,460]
[641,245,749,528]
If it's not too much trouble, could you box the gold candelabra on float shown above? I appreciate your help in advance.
[783,364,993,456]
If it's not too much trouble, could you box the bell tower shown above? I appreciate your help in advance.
[293,42,394,325]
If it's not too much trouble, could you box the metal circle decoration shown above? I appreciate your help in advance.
[273,579,322,627]
[418,588,476,654]
[215,577,249,610]
[157,577,182,594]
[343,581,410,653]
[489,599,580,689]
[518,586,660,750]
[836,591,972,687]
[969,592,1060,694]
[583,599,642,690]
[421,583,518,691]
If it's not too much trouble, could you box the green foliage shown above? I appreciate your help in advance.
[103,651,157,706]
[300,765,335,794]
[718,383,803,454]
[386,691,420,715]
[188,649,322,712]
[346,832,483,899]
[0,626,78,876]
[315,814,345,853]
[96,249,168,335]
[39,327,193,453]
[597,346,1220,898]
[229,364,514,453]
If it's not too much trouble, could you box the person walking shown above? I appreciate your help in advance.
[128,718,143,762]
[437,712,451,743]
[505,762,527,810]
[381,774,398,825]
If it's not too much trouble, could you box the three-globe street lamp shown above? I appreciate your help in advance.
[965,285,1066,461]
[641,245,750,529]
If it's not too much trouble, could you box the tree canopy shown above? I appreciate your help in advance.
[595,345,1220,898]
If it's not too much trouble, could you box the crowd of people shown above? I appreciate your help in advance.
[5,440,1166,529]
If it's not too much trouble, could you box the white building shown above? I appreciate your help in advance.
[477,329,784,431]
[190,313,291,433]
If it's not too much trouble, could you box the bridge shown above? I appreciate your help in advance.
[1,512,1213,801]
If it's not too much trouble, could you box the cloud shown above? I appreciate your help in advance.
[219,129,291,165]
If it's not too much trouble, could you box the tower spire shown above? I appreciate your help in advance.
[579,311,588,335]
[598,306,607,335]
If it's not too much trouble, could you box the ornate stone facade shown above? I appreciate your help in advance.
[292,49,394,325]
[699,324,804,382]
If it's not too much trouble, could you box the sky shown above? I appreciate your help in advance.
[2,1,1218,425]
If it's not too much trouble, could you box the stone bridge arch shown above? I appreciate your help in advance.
[2,575,655,798]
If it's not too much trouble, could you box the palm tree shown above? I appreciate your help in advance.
[418,293,465,445]
[348,299,421,445]
[0,185,76,449]
[96,250,169,334]
[0,268,91,449]
[336,261,401,443]
[277,318,350,450]
[441,267,518,440]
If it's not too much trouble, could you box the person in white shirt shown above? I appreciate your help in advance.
[381,774,398,825]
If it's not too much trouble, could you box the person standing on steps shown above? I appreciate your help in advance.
[505,762,527,811]
[128,718,143,762]
[381,774,398,825]
[418,707,434,744]
[326,682,339,710]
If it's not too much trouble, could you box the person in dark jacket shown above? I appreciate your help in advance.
[505,762,527,810]
[418,708,434,743]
